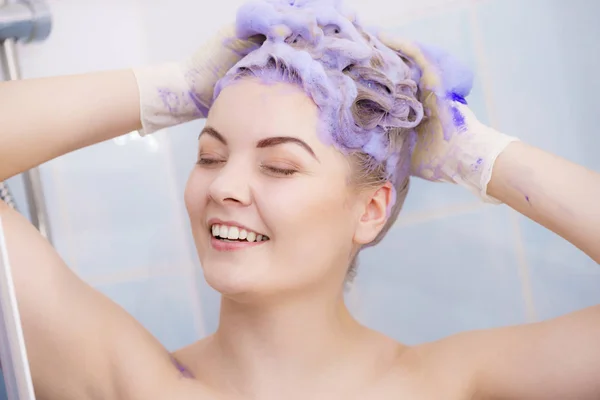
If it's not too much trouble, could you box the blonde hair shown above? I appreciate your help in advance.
[215,25,424,280]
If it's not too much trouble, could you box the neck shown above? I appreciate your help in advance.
[195,285,380,399]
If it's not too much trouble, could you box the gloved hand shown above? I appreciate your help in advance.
[376,31,519,203]
[132,24,264,135]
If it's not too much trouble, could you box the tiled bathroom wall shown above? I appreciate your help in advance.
[1,1,598,396]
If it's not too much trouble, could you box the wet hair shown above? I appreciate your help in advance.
[212,0,425,278]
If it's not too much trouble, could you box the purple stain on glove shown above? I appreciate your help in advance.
[158,88,180,113]
[450,105,466,131]
[188,90,209,117]
[447,91,468,105]
[398,43,474,141]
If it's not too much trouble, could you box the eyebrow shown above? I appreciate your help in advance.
[199,126,319,161]
[199,126,227,144]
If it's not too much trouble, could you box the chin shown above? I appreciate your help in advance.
[200,258,274,300]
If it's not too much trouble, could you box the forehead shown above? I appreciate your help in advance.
[207,79,322,144]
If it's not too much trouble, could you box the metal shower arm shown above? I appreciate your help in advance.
[0,0,51,43]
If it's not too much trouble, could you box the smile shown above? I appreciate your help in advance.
[210,223,270,243]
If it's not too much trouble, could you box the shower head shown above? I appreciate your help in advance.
[0,0,52,43]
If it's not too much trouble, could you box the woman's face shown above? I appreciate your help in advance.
[185,78,385,298]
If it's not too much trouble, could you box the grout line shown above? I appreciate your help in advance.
[468,3,538,322]
[86,264,184,287]
[467,3,498,120]
[397,200,488,227]
[48,160,80,275]
[160,130,207,339]
[508,211,538,322]
[128,0,206,341]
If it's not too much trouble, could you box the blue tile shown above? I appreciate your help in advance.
[39,138,195,279]
[73,224,189,279]
[0,372,6,400]
[476,0,600,319]
[166,120,206,195]
[518,215,599,320]
[350,205,527,344]
[401,179,479,215]
[95,275,199,351]
[476,0,600,171]
[196,273,222,336]
[160,122,224,337]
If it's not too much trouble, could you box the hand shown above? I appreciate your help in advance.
[133,24,263,135]
[376,31,519,203]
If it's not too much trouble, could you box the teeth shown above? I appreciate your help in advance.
[227,226,239,240]
[210,224,268,242]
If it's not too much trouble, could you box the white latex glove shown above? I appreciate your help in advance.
[132,24,263,135]
[377,32,519,203]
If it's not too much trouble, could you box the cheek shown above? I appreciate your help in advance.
[184,169,208,221]
[262,176,357,245]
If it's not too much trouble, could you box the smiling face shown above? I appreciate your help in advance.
[184,79,389,299]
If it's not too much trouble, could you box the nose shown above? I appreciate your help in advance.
[207,159,252,207]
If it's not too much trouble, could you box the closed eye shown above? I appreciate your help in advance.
[261,165,297,176]
[197,158,224,166]
[198,158,297,177]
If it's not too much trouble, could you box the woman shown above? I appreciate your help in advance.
[1,0,599,399]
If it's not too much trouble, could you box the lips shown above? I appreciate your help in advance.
[207,219,270,251]
[210,223,270,243]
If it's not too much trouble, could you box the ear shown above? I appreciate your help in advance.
[353,182,394,245]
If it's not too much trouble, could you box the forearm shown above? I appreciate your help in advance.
[0,69,142,181]
[488,141,600,263]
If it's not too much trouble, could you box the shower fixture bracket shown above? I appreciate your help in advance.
[0,0,51,43]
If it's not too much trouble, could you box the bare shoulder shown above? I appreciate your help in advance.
[388,334,481,399]
[441,307,600,400]
[357,331,480,400]
[402,326,531,399]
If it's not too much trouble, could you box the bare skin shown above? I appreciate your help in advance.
[0,70,599,400]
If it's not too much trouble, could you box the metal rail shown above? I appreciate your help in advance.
[1,38,52,242]
[0,2,52,399]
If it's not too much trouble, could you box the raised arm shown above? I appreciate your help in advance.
[0,23,261,182]
[0,25,260,399]
[488,141,600,263]
[464,140,600,400]
[376,29,600,400]
[0,70,142,181]
[375,31,600,263]
[0,68,181,400]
